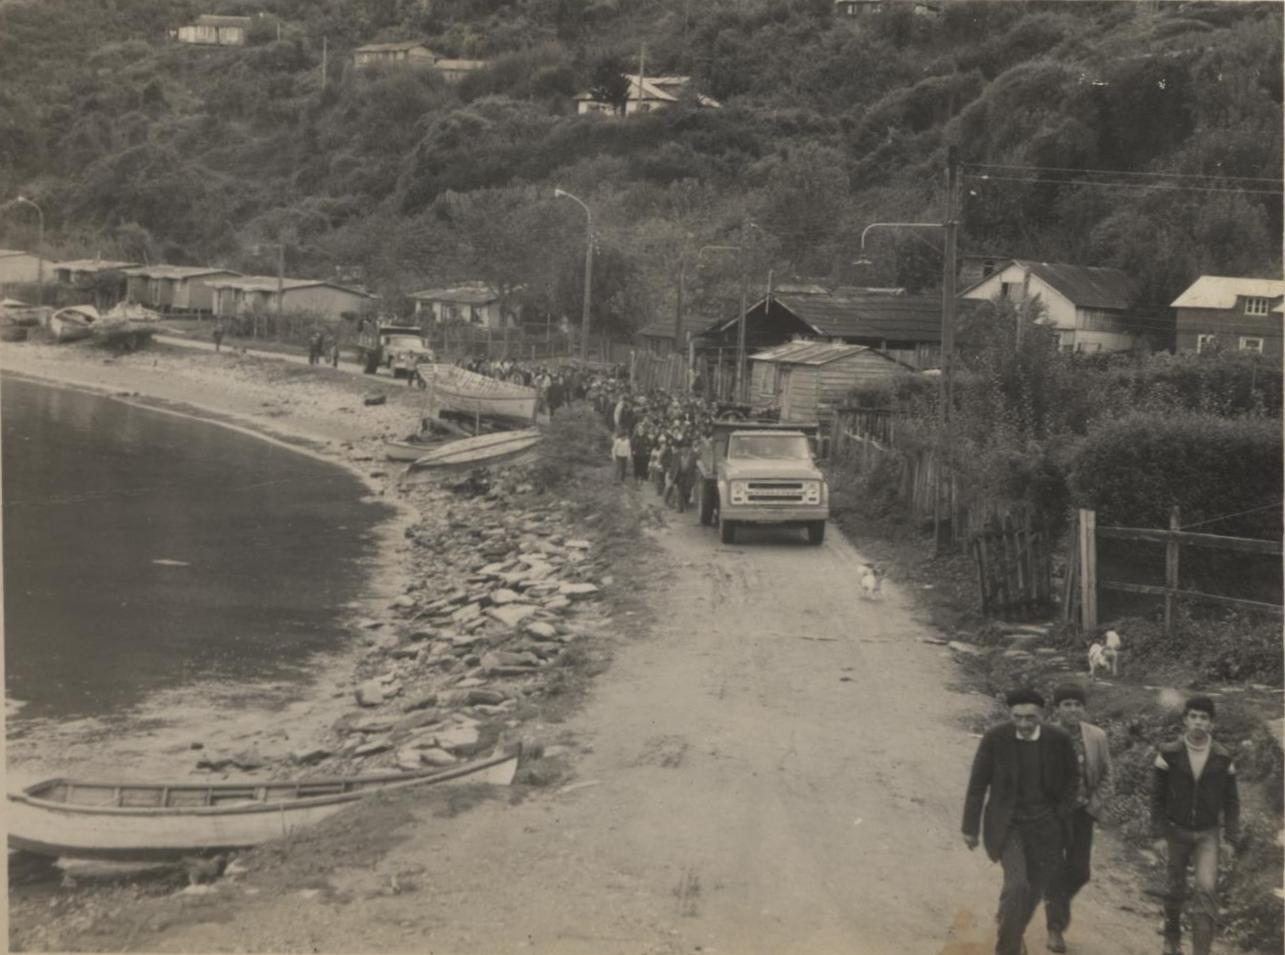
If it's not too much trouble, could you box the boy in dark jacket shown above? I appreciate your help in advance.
[1151,696,1240,955]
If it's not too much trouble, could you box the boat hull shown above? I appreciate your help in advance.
[407,429,542,472]
[423,364,538,421]
[384,439,438,462]
[6,751,519,861]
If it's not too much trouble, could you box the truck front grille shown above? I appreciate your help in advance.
[746,481,805,503]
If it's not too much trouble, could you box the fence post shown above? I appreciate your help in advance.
[1165,505,1181,637]
[1078,508,1098,631]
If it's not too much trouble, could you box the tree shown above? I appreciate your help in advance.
[588,55,631,116]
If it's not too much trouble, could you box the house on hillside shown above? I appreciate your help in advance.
[434,59,488,83]
[834,0,942,17]
[958,259,1158,353]
[176,15,253,46]
[0,249,56,292]
[206,276,375,320]
[353,41,435,67]
[749,341,914,423]
[575,74,721,116]
[122,265,241,313]
[409,284,507,329]
[1170,275,1285,355]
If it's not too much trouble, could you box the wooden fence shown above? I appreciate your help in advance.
[970,510,1052,619]
[1066,507,1284,632]
[631,350,689,393]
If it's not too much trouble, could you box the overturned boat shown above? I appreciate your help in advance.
[407,428,542,473]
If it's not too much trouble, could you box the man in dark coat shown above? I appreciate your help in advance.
[962,688,1078,955]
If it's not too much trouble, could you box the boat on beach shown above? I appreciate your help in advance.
[48,305,99,343]
[6,747,521,861]
[407,428,542,473]
[384,438,439,462]
[421,364,538,423]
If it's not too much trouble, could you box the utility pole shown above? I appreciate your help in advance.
[276,241,285,321]
[555,188,593,365]
[736,216,749,403]
[674,255,685,356]
[935,145,959,553]
[321,36,328,93]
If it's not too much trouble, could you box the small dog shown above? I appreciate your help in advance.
[859,564,883,600]
[1087,629,1122,678]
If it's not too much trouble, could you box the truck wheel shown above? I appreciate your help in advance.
[698,482,715,526]
[719,517,737,544]
[807,521,826,545]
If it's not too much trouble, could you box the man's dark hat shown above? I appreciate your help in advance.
[1004,687,1045,708]
[1183,695,1216,718]
[1053,684,1087,705]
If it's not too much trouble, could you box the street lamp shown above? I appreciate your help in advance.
[857,216,959,552]
[9,195,44,307]
[554,187,593,364]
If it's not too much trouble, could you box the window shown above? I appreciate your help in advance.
[1196,334,1218,353]
[1244,297,1270,316]
[1239,336,1264,353]
[1000,281,1018,300]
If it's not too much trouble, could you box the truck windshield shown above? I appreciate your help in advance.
[727,434,811,460]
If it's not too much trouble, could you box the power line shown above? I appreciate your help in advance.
[964,173,1283,197]
[1180,502,1282,531]
[963,161,1283,185]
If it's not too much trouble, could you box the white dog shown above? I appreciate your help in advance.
[859,565,883,600]
[1088,629,1122,677]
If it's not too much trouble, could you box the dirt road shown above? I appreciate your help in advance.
[101,499,1166,955]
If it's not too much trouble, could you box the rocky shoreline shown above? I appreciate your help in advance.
[1,339,608,788]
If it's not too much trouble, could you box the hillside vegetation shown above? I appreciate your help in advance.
[1,0,1280,331]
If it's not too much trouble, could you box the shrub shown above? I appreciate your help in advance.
[1069,412,1282,540]
[526,403,609,489]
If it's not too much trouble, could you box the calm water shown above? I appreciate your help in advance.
[2,375,392,724]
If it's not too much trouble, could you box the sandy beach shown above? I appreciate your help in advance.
[1,336,443,782]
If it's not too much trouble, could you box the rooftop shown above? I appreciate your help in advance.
[355,41,433,53]
[193,14,253,27]
[961,259,1136,310]
[410,283,499,305]
[52,259,139,272]
[1170,275,1285,310]
[751,341,882,365]
[121,265,241,280]
[205,275,373,297]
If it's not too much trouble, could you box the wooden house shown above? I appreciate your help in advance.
[176,15,253,46]
[0,249,56,292]
[1170,275,1285,355]
[958,259,1153,353]
[207,276,374,320]
[635,316,713,355]
[122,265,241,313]
[410,283,507,330]
[51,258,139,309]
[434,59,488,83]
[749,341,914,422]
[575,74,720,116]
[353,42,435,68]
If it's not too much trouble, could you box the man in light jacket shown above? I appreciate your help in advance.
[1043,684,1112,953]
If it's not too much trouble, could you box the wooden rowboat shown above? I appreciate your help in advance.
[384,438,439,462]
[422,364,538,422]
[407,428,542,473]
[6,748,520,861]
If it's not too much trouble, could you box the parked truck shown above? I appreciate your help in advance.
[356,323,434,377]
[695,420,829,545]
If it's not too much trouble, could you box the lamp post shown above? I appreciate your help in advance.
[11,195,44,307]
[857,209,959,552]
[554,187,593,364]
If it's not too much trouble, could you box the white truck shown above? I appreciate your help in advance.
[695,420,829,545]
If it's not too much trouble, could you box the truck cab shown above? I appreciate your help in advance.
[695,421,829,545]
[357,324,434,378]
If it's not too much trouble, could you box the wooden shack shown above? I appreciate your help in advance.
[749,340,913,422]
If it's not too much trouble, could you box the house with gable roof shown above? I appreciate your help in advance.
[176,15,254,46]
[410,283,508,330]
[958,259,1157,353]
[353,41,435,67]
[1170,275,1285,355]
[575,74,721,116]
[122,265,242,313]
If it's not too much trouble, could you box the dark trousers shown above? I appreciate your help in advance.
[997,814,1063,955]
[1164,826,1220,954]
[632,452,649,482]
[614,456,629,481]
[1045,807,1094,932]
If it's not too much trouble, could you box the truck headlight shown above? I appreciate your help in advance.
[729,480,748,504]
[803,481,821,504]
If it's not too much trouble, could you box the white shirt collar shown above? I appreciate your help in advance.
[1016,726,1042,741]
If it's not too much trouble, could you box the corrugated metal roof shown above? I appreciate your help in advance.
[774,292,963,343]
[121,265,240,280]
[435,59,487,70]
[52,259,138,272]
[355,41,432,53]
[410,284,498,305]
[1170,275,1285,309]
[205,275,374,297]
[751,341,871,365]
[194,15,253,27]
